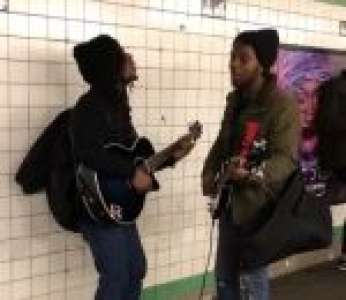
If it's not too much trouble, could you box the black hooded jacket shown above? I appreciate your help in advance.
[70,85,138,178]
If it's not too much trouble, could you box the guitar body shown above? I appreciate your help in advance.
[210,162,233,220]
[76,121,202,224]
[77,137,158,224]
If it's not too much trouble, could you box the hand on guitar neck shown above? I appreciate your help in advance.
[171,121,202,162]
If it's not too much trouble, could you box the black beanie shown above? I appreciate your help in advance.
[73,34,126,87]
[234,29,279,72]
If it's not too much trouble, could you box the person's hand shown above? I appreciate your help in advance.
[226,156,249,182]
[202,172,217,198]
[131,166,153,194]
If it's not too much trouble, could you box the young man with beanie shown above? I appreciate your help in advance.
[202,29,300,299]
[71,35,194,300]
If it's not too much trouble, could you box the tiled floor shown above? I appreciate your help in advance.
[180,261,345,300]
[272,262,345,300]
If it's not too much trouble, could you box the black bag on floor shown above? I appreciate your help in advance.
[240,170,332,270]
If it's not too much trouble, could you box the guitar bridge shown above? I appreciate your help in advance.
[109,204,123,221]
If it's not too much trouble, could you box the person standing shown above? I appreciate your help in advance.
[71,35,195,300]
[315,70,346,271]
[202,29,300,300]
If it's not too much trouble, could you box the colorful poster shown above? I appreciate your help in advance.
[276,46,346,194]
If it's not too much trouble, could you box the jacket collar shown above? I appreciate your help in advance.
[235,74,277,113]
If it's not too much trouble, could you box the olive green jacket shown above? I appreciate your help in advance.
[202,78,300,225]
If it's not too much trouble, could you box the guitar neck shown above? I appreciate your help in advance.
[146,134,190,172]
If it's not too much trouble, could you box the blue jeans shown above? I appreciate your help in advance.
[217,267,269,300]
[79,217,147,300]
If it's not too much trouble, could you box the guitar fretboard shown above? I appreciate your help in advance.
[145,134,191,172]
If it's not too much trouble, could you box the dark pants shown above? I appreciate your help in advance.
[216,212,269,300]
[79,217,147,300]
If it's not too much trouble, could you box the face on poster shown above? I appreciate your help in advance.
[275,47,346,190]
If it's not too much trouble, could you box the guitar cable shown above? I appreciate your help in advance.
[198,217,216,300]
[198,185,233,300]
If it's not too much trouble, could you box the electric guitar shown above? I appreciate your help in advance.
[209,138,268,220]
[76,121,202,224]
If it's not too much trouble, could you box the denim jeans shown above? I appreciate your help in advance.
[216,207,270,300]
[79,217,147,300]
[217,267,269,300]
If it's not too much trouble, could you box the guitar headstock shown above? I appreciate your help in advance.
[188,121,203,141]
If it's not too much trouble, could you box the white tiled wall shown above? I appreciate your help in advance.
[0,0,346,299]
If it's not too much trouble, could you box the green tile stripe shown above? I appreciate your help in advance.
[142,225,343,300]
[333,224,344,240]
[142,272,214,300]
[317,0,346,6]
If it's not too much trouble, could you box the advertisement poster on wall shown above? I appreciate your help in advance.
[276,46,346,194]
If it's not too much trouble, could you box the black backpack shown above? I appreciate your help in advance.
[46,121,80,232]
[16,109,80,232]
